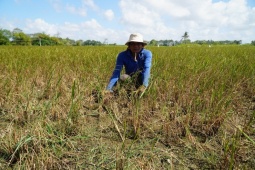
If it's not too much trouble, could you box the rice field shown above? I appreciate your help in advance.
[0,45,255,169]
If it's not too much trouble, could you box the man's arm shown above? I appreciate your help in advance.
[106,54,124,91]
[141,50,152,87]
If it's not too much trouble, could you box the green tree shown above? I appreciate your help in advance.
[62,38,76,46]
[251,40,255,46]
[83,40,102,46]
[76,40,83,46]
[12,30,31,45]
[13,28,23,34]
[149,39,158,46]
[51,36,62,45]
[0,29,11,45]
[31,33,62,46]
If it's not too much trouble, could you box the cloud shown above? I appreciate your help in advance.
[77,19,122,42]
[119,0,179,40]
[82,0,98,11]
[65,4,87,17]
[118,0,255,43]
[2,0,255,44]
[104,9,114,21]
[120,0,161,27]
[181,0,255,42]
[21,18,121,43]
[63,0,101,17]
[49,0,89,17]
[49,0,62,13]
[25,18,58,35]
[141,0,191,18]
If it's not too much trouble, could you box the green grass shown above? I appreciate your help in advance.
[0,45,255,169]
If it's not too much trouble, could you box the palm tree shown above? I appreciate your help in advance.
[182,32,189,40]
[181,32,189,44]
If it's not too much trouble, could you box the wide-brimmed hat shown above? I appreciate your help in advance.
[125,33,147,45]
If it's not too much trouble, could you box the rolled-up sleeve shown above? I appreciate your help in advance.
[106,54,124,90]
[141,50,152,87]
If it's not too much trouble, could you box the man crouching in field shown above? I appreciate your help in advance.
[104,33,152,98]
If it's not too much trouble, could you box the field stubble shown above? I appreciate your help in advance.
[0,45,255,169]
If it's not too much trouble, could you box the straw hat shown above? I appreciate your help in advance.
[125,33,147,45]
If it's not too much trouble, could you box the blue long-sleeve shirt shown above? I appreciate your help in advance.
[107,48,152,90]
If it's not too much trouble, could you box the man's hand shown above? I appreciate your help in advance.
[102,89,113,104]
[133,85,147,98]
[103,89,113,93]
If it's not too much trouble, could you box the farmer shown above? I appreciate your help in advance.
[105,33,152,96]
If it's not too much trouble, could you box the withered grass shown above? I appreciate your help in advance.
[0,45,254,169]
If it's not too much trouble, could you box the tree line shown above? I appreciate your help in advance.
[0,28,105,46]
[0,28,254,46]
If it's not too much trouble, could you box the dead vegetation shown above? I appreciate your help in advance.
[0,46,254,169]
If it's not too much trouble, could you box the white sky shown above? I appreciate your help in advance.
[0,0,255,44]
